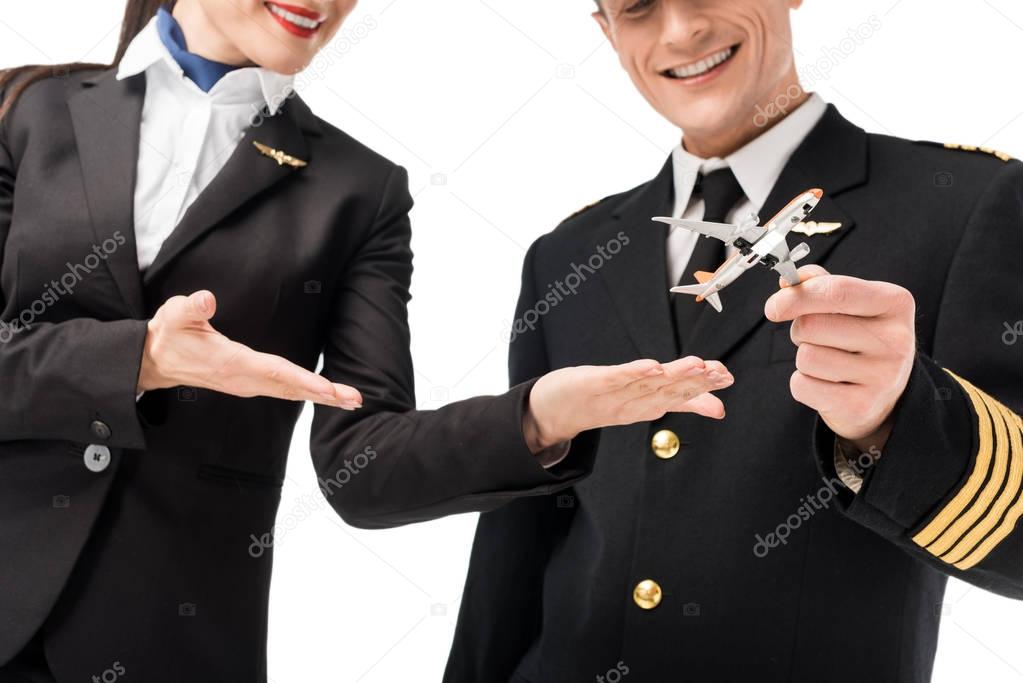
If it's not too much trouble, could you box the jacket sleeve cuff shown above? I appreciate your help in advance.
[811,352,975,538]
[496,378,600,487]
[83,318,151,450]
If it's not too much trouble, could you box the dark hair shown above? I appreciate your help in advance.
[0,0,171,121]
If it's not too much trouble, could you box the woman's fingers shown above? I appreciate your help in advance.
[524,356,735,449]
[614,369,733,423]
[143,291,364,407]
[612,356,712,399]
[662,357,730,383]
[221,344,363,409]
[602,356,732,414]
[648,357,732,396]
[160,290,218,327]
[674,392,726,419]
[599,359,666,392]
[320,382,365,407]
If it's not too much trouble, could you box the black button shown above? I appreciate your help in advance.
[91,420,111,440]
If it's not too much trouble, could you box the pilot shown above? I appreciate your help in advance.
[446,1,1023,681]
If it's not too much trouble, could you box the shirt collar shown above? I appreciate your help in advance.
[116,12,295,115]
[671,92,828,217]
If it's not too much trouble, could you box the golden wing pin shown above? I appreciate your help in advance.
[252,141,307,168]
[792,221,842,236]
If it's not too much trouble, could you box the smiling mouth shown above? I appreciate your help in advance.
[264,2,326,38]
[662,44,740,80]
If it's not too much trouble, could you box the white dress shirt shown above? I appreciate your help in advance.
[116,15,294,270]
[118,15,293,402]
[665,93,828,286]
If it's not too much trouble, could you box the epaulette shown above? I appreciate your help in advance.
[916,140,1014,162]
[562,196,610,222]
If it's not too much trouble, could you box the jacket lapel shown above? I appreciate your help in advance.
[142,96,316,285]
[595,158,678,362]
[68,70,148,318]
[685,104,868,363]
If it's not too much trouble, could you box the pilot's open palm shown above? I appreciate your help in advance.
[138,290,363,409]
[523,357,733,452]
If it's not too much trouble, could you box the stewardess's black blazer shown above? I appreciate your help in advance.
[0,69,595,681]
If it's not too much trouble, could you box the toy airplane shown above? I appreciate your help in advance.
[653,188,821,312]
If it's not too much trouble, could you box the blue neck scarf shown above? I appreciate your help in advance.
[156,6,240,92]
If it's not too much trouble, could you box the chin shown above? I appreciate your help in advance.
[657,96,740,136]
[251,50,312,75]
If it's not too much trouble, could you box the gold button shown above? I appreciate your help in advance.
[651,429,680,459]
[633,579,662,609]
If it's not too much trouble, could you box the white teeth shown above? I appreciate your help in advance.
[267,4,323,30]
[666,47,734,79]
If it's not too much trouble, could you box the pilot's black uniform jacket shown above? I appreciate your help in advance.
[446,104,1023,683]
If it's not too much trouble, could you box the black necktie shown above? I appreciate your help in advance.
[672,168,746,351]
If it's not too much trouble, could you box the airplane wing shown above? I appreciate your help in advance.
[737,223,767,244]
[652,217,742,244]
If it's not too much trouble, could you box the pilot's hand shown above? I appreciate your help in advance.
[522,356,733,453]
[138,291,363,409]
[764,264,916,453]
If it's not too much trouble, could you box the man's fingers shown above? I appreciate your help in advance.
[791,313,885,354]
[778,263,829,289]
[765,274,893,322]
[795,342,869,384]
[789,369,847,414]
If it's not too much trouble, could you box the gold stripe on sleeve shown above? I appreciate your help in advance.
[954,406,1023,570]
[936,392,1014,561]
[911,371,994,548]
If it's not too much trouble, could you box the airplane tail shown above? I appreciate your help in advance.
[670,283,724,312]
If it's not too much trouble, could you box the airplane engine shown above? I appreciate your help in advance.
[791,242,811,262]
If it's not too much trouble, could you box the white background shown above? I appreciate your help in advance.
[4,0,1023,680]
